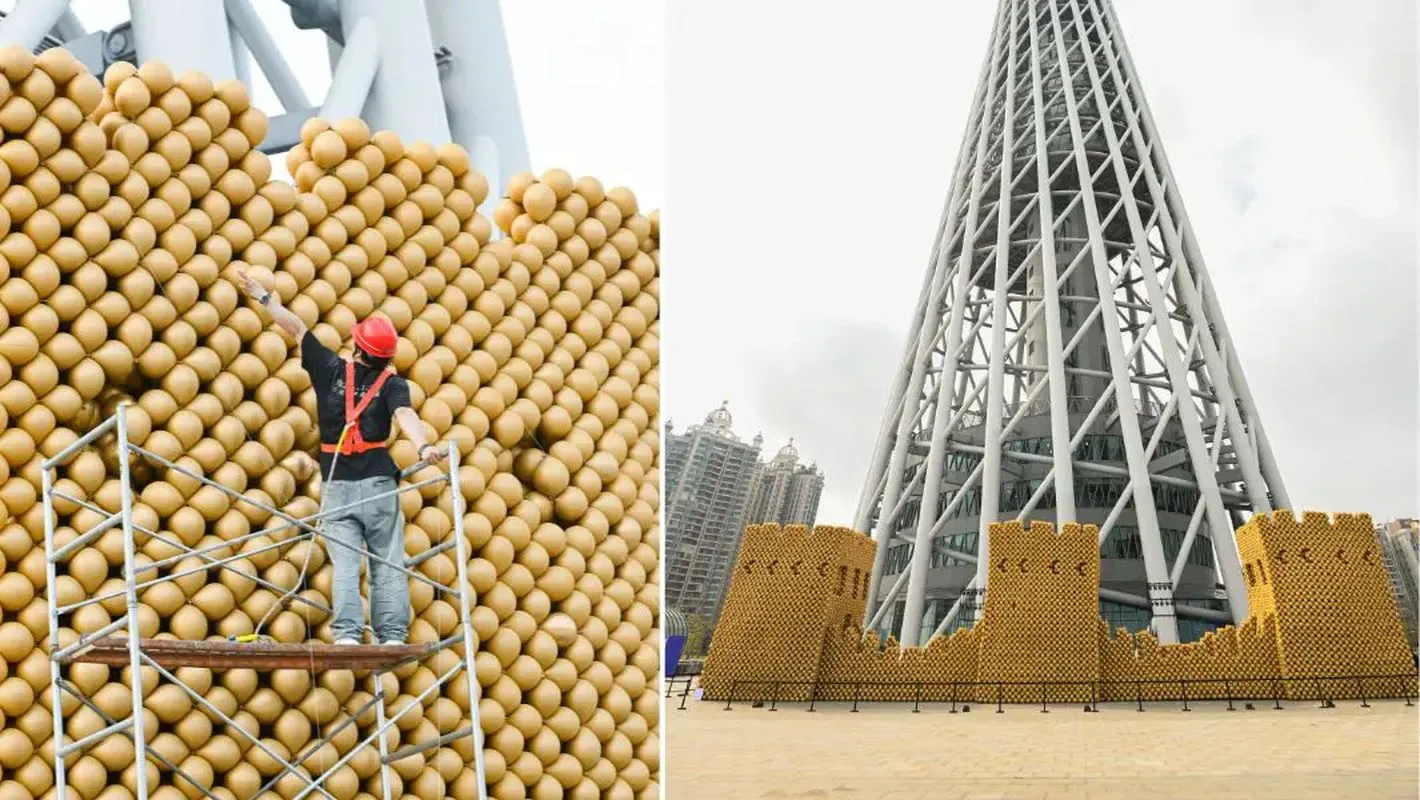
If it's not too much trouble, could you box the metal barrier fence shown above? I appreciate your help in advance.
[667,673,1419,714]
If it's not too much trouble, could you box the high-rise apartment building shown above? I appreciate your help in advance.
[744,440,825,527]
[664,403,763,620]
[1375,519,1419,659]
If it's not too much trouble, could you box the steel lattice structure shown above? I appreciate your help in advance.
[0,0,530,214]
[856,0,1290,647]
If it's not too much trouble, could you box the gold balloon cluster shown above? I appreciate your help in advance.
[972,521,1099,702]
[0,44,660,800]
[702,516,1417,706]
[698,524,873,703]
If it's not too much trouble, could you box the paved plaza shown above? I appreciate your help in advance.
[666,693,1419,799]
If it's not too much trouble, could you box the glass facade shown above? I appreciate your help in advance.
[878,431,1226,645]
[1100,600,1220,643]
[891,477,1203,535]
[882,516,1214,575]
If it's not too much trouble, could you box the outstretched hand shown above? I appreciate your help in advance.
[234,267,271,304]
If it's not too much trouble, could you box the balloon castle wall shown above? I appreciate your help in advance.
[698,525,874,701]
[0,46,659,800]
[702,513,1417,704]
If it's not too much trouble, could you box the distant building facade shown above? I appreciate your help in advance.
[664,403,763,620]
[744,439,825,527]
[1375,519,1419,658]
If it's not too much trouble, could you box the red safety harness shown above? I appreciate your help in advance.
[320,361,394,455]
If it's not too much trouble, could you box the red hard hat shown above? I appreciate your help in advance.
[352,316,398,359]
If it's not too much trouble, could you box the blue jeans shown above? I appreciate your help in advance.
[323,476,409,643]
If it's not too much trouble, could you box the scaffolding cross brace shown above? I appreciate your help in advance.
[42,404,489,800]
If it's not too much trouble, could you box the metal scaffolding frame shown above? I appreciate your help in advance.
[42,405,488,800]
[857,0,1290,647]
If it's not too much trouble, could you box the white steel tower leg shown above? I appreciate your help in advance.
[854,22,1000,539]
[973,0,1023,624]
[320,18,378,120]
[1025,12,1079,528]
[1093,0,1290,511]
[424,0,531,214]
[52,4,84,40]
[1063,0,1245,620]
[335,0,450,143]
[1041,0,1177,642]
[225,0,309,109]
[130,0,238,80]
[895,0,1011,646]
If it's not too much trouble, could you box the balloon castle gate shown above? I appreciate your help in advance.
[702,515,1419,703]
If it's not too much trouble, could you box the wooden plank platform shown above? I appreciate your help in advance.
[64,637,434,671]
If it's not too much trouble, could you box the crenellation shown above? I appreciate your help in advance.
[702,512,1419,704]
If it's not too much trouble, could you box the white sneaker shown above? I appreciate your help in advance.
[334,638,360,646]
[381,639,405,646]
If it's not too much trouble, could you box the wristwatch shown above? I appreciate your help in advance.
[418,443,434,458]
[257,290,273,307]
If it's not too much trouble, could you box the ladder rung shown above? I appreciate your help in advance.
[382,725,474,764]
[59,717,133,757]
[54,616,131,663]
[51,511,124,562]
[405,538,456,569]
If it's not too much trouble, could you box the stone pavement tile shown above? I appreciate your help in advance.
[666,698,1420,800]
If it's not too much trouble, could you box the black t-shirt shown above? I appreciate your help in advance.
[301,330,412,482]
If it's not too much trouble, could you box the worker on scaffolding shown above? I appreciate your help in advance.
[236,269,445,646]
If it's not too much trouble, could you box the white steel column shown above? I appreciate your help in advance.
[1026,6,1078,525]
[225,0,310,110]
[1045,0,1187,639]
[52,4,84,40]
[0,0,71,50]
[894,0,1011,645]
[1043,0,1178,642]
[973,0,1023,623]
[854,18,1000,539]
[230,23,252,86]
[424,0,530,215]
[1095,0,1290,511]
[130,0,239,81]
[1064,0,1246,622]
[336,0,450,143]
[320,18,377,120]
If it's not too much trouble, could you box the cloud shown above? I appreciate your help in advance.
[743,322,904,525]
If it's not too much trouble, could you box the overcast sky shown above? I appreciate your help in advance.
[665,0,1418,527]
[62,0,664,209]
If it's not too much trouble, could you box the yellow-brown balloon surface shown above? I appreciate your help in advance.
[0,48,661,800]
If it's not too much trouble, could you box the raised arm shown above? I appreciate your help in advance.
[234,268,308,342]
[394,406,446,467]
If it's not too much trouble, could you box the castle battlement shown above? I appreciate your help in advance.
[703,513,1418,704]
